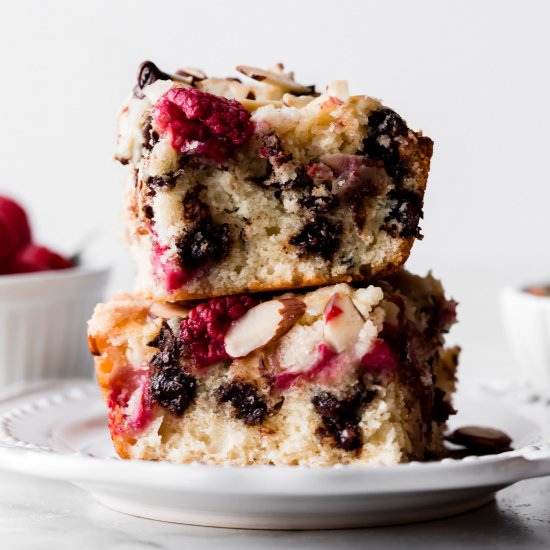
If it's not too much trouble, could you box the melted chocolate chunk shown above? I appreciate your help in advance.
[363,108,409,184]
[176,221,231,269]
[134,61,172,99]
[143,205,154,221]
[176,188,232,272]
[146,173,179,189]
[142,116,159,152]
[217,380,268,425]
[289,215,342,260]
[148,323,178,361]
[149,322,181,368]
[282,166,314,191]
[312,388,377,451]
[368,107,408,138]
[382,190,424,239]
[149,364,197,416]
[148,323,198,416]
[182,187,210,221]
[432,387,457,423]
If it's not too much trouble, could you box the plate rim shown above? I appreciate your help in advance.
[0,379,549,496]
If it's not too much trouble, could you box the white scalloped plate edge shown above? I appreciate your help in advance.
[0,379,548,496]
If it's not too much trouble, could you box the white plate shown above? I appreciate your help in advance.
[0,379,548,529]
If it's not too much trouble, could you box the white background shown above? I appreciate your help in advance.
[1,0,549,381]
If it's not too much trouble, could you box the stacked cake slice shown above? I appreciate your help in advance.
[89,62,459,465]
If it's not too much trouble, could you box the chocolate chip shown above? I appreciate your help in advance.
[368,108,408,138]
[382,190,424,239]
[363,108,409,185]
[146,173,179,189]
[312,388,377,451]
[149,364,197,416]
[176,221,231,270]
[282,166,314,191]
[217,380,268,425]
[289,215,343,260]
[446,426,513,454]
[148,322,181,369]
[432,387,457,423]
[143,205,154,221]
[142,116,159,152]
[147,322,198,416]
[134,61,172,99]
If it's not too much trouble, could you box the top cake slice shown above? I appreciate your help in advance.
[117,62,433,301]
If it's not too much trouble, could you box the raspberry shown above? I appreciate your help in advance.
[152,87,253,163]
[360,338,398,372]
[179,295,257,366]
[108,371,153,435]
[151,239,189,291]
[2,244,72,274]
[0,196,32,265]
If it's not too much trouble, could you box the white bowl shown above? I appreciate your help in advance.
[0,266,109,385]
[500,285,550,392]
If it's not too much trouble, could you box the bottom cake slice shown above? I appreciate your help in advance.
[88,270,459,466]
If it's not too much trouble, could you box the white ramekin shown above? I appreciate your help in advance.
[500,285,550,392]
[0,266,109,386]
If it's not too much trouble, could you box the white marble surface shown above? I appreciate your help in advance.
[0,470,548,550]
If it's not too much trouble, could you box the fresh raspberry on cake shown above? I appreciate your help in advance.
[152,87,253,163]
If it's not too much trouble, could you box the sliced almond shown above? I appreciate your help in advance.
[149,302,189,320]
[268,63,286,75]
[238,98,283,111]
[323,293,365,353]
[143,79,180,103]
[236,65,314,95]
[224,298,306,358]
[282,93,315,108]
[326,80,349,102]
[88,334,101,356]
[197,78,251,101]
[176,67,207,81]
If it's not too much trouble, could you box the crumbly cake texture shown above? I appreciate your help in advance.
[88,270,458,466]
[117,62,434,301]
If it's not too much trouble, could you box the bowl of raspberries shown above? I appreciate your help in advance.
[0,195,109,384]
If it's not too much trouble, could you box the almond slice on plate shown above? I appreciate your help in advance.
[149,302,189,320]
[224,298,306,358]
[323,293,365,353]
[236,65,314,95]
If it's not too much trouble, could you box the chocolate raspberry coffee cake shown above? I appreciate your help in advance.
[117,62,433,301]
[88,270,458,466]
